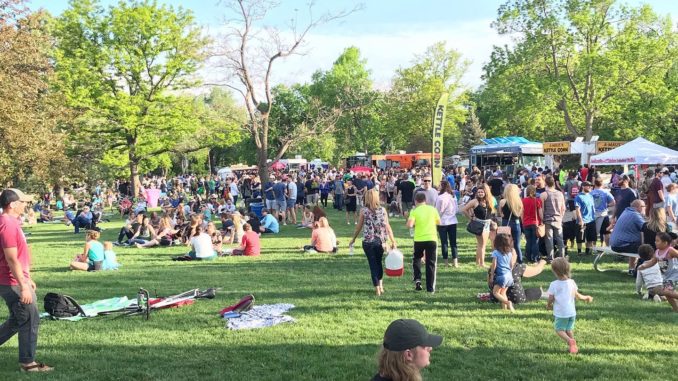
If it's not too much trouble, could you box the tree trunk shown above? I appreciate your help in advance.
[128,142,140,197]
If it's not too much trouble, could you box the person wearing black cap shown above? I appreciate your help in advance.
[372,319,443,381]
[0,189,53,372]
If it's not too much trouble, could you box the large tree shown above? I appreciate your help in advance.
[52,0,210,195]
[216,0,357,180]
[480,0,678,142]
[384,42,469,155]
[0,0,69,188]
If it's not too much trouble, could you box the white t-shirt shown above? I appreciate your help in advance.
[637,262,663,289]
[190,233,214,258]
[547,279,578,318]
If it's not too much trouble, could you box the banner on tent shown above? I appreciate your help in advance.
[595,141,625,154]
[432,93,448,187]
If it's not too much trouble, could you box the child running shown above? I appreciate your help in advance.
[546,257,593,354]
[489,233,517,312]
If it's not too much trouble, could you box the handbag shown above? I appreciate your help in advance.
[534,199,545,238]
[497,209,512,236]
[466,218,485,236]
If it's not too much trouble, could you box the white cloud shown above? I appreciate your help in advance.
[264,19,513,90]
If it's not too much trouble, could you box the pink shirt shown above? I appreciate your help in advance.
[240,231,261,256]
[0,214,30,286]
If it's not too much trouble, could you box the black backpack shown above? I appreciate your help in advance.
[44,293,86,318]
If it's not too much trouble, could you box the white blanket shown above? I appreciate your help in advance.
[224,303,295,330]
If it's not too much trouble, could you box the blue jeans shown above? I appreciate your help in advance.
[437,224,458,259]
[73,216,93,233]
[502,219,523,263]
[362,240,384,287]
[524,225,539,262]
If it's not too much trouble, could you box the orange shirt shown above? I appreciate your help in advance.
[240,231,260,256]
[311,227,336,252]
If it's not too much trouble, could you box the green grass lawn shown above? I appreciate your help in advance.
[1,205,676,380]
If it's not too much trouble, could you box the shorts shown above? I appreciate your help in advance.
[296,197,305,206]
[595,215,610,236]
[287,199,296,210]
[401,201,413,211]
[88,260,103,271]
[664,280,675,292]
[275,200,287,213]
[493,274,514,288]
[554,316,576,331]
[265,199,276,210]
[583,221,597,242]
[563,221,578,242]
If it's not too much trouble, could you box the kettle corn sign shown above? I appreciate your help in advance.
[543,141,570,154]
[596,141,625,153]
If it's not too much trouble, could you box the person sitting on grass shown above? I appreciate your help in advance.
[230,223,261,256]
[489,233,517,312]
[225,213,244,245]
[297,205,314,228]
[73,205,95,234]
[372,319,443,381]
[70,230,105,271]
[135,215,177,248]
[259,209,279,234]
[102,241,120,270]
[636,242,678,311]
[186,224,217,260]
[207,222,224,254]
[303,217,337,253]
[38,205,54,222]
[546,257,593,354]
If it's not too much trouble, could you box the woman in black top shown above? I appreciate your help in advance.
[498,184,524,263]
[642,207,668,249]
[461,184,495,268]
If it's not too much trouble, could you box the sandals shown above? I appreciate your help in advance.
[20,362,54,372]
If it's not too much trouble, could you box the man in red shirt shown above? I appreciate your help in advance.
[646,169,665,217]
[0,189,53,372]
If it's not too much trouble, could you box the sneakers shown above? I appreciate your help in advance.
[415,281,422,291]
[568,339,578,354]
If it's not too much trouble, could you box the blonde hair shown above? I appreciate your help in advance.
[503,184,523,217]
[647,207,667,233]
[103,241,113,251]
[317,217,329,228]
[551,257,571,279]
[377,347,422,381]
[478,184,495,214]
[159,216,172,230]
[232,213,243,231]
[86,230,100,241]
[365,189,380,211]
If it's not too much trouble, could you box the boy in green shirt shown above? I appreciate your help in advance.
[407,189,441,293]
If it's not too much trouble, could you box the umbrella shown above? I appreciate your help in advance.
[351,166,372,174]
[270,161,286,170]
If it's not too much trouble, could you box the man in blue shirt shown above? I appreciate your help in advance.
[574,181,596,255]
[73,206,95,234]
[590,178,615,245]
[610,200,645,274]
[273,177,288,225]
[263,175,276,213]
[259,209,279,234]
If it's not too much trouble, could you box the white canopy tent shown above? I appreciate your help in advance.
[590,137,678,165]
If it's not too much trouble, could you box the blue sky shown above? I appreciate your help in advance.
[29,0,677,89]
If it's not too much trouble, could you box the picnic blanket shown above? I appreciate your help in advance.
[40,296,135,321]
[224,303,295,330]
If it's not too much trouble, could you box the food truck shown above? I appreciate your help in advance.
[469,137,545,179]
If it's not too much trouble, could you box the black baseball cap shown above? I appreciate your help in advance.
[382,319,443,351]
[0,188,33,208]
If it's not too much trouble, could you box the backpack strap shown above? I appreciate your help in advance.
[62,295,87,317]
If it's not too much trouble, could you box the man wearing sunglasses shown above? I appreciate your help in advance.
[415,176,438,207]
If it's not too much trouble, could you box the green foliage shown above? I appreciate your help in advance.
[460,107,486,154]
[385,42,469,155]
[479,0,678,143]
[52,0,210,189]
[310,47,385,162]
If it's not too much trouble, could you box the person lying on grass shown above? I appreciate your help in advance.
[70,230,105,271]
[372,319,442,381]
[302,217,337,254]
[546,257,593,354]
